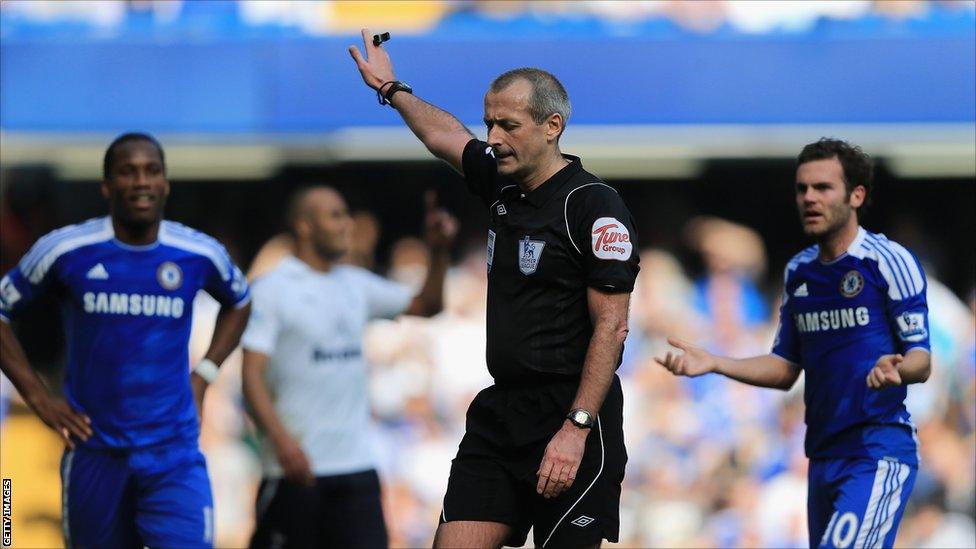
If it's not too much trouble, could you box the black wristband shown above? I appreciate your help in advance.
[377,80,413,107]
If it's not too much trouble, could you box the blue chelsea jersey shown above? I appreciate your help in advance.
[772,227,929,465]
[0,216,250,449]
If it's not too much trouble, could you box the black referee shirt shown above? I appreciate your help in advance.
[462,138,640,384]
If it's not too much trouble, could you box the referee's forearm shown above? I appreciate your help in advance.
[570,324,625,417]
[391,93,472,169]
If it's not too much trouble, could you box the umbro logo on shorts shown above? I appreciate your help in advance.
[570,515,594,527]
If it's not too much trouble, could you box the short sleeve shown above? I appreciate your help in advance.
[567,184,640,292]
[0,234,64,323]
[203,242,251,309]
[879,244,930,354]
[349,268,413,320]
[461,138,501,206]
[771,269,801,365]
[240,279,280,355]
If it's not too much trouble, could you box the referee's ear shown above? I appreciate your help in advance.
[545,112,565,144]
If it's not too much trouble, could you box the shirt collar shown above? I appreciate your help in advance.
[521,155,582,208]
[818,226,867,265]
[848,226,867,255]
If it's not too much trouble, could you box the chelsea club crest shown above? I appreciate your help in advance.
[157,261,183,290]
[839,270,864,298]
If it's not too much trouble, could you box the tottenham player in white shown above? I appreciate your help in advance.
[241,186,457,548]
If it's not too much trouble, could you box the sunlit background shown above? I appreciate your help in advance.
[1,1,974,547]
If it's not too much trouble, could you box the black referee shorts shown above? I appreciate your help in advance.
[250,469,387,549]
[439,375,626,548]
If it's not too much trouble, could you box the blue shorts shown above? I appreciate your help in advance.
[60,443,214,548]
[808,457,917,549]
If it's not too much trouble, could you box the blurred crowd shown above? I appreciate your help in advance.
[173,212,974,548]
[2,0,973,38]
[1,199,973,546]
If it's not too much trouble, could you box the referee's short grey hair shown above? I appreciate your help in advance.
[490,68,572,130]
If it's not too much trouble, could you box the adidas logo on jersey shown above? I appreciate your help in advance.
[86,263,109,280]
[793,283,808,297]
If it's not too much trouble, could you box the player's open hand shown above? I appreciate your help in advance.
[32,395,91,449]
[348,27,396,91]
[423,190,459,251]
[867,354,903,389]
[274,434,315,487]
[537,422,587,499]
[655,337,716,377]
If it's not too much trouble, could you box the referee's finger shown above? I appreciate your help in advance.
[545,466,565,498]
[537,460,554,494]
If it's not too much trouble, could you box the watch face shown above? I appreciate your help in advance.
[571,410,592,426]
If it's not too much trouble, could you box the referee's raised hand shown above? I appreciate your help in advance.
[348,27,396,92]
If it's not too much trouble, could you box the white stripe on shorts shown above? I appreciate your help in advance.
[853,459,910,549]
[61,449,75,549]
[541,416,605,548]
[868,462,909,548]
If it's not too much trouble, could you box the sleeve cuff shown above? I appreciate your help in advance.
[902,345,930,355]
[771,352,801,368]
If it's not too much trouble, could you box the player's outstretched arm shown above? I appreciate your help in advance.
[0,321,91,447]
[405,191,458,317]
[656,337,801,391]
[348,28,474,173]
[866,348,930,389]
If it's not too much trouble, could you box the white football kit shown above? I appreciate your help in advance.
[242,257,412,477]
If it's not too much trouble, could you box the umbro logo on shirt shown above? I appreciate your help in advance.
[793,283,809,297]
[86,263,110,280]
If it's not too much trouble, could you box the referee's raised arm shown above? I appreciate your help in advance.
[348,27,473,174]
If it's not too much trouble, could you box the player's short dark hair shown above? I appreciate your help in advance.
[797,137,874,214]
[490,68,572,133]
[103,132,166,180]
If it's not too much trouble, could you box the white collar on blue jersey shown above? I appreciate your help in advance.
[819,226,867,265]
[110,215,162,251]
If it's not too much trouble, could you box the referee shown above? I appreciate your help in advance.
[350,30,640,548]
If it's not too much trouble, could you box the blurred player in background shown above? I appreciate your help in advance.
[241,186,457,548]
[350,29,639,548]
[657,138,931,549]
[0,133,251,548]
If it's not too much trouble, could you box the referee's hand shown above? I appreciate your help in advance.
[348,27,397,92]
[537,422,587,499]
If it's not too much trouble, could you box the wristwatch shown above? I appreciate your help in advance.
[378,81,413,106]
[566,409,594,429]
